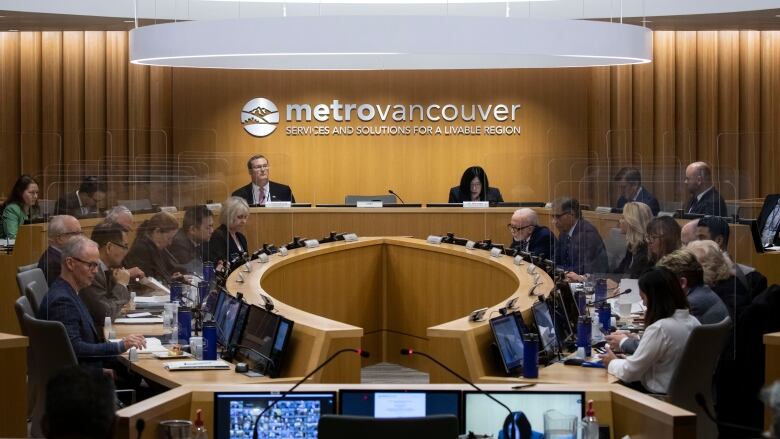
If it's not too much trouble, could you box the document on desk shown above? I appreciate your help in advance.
[163,360,231,371]
[138,337,168,353]
[134,295,170,303]
[140,276,170,295]
[114,317,164,324]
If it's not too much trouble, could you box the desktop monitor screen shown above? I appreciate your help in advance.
[546,292,574,345]
[463,391,584,438]
[235,305,294,378]
[532,301,560,354]
[339,389,461,422]
[213,392,336,439]
[489,312,526,375]
[214,291,243,347]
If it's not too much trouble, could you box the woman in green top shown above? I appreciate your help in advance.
[1,175,40,239]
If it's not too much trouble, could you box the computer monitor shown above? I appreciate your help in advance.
[213,392,336,439]
[339,389,461,424]
[213,291,244,347]
[532,300,560,355]
[234,305,294,378]
[545,292,574,347]
[489,312,526,375]
[463,391,584,438]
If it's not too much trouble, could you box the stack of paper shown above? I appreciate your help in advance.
[163,360,231,371]
[138,337,168,353]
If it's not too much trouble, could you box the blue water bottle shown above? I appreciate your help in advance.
[577,315,592,357]
[598,303,612,333]
[203,262,214,284]
[522,333,539,378]
[170,282,183,304]
[203,321,217,360]
[594,278,607,303]
[197,281,209,305]
[576,289,587,315]
[178,306,192,344]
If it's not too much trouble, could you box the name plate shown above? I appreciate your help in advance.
[426,235,443,245]
[159,206,178,213]
[489,247,503,258]
[265,201,292,208]
[462,201,489,208]
[205,203,222,212]
[343,233,359,242]
[356,201,383,208]
[304,239,320,248]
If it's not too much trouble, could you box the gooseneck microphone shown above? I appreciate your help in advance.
[226,344,276,371]
[252,348,369,439]
[400,348,520,439]
[388,189,405,204]
[588,288,632,307]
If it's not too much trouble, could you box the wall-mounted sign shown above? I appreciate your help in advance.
[243,97,521,138]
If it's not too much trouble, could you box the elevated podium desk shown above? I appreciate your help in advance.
[115,383,697,439]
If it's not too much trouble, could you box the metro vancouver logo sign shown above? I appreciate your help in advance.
[242,97,522,138]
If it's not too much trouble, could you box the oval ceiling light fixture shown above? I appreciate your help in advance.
[130,16,651,70]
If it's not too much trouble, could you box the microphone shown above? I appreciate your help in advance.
[252,348,369,439]
[400,348,521,439]
[135,418,145,439]
[388,189,405,204]
[588,288,632,307]
[226,344,276,373]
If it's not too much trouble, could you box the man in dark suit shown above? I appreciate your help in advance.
[232,154,295,205]
[682,161,729,217]
[508,208,556,261]
[168,205,214,272]
[551,197,609,280]
[37,215,83,285]
[54,176,107,218]
[614,167,660,215]
[36,235,145,366]
[80,222,133,331]
[757,193,780,247]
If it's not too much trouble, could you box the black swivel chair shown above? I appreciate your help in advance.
[318,415,459,439]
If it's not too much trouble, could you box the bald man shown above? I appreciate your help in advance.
[683,161,728,217]
[508,208,557,261]
[680,219,699,246]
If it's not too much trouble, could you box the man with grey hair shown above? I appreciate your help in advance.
[37,215,83,286]
[682,161,728,216]
[36,235,145,367]
[508,208,556,260]
[232,154,295,205]
[680,218,699,246]
[105,205,133,232]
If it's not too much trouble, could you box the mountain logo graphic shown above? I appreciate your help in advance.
[241,98,279,137]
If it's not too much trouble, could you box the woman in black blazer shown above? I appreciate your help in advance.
[448,166,504,203]
[124,211,185,289]
[614,201,653,278]
[208,196,249,267]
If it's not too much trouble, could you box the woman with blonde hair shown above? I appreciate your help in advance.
[614,202,653,278]
[686,239,749,319]
[208,196,249,266]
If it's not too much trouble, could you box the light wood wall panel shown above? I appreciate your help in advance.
[1,30,779,210]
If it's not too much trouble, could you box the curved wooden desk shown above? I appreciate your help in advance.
[225,237,558,383]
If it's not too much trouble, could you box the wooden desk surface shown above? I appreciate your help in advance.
[480,363,618,385]
[0,332,28,349]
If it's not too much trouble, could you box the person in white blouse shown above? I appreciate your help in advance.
[602,266,700,394]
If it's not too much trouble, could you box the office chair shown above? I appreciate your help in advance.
[17,263,38,273]
[14,296,36,419]
[657,316,732,439]
[318,415,459,439]
[16,268,48,313]
[22,313,79,437]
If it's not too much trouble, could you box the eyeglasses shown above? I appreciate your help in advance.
[251,164,270,170]
[110,241,129,250]
[507,224,535,233]
[470,182,482,188]
[70,256,100,271]
[57,231,83,238]
[551,211,571,220]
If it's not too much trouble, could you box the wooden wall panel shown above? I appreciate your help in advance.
[61,31,84,199]
[1,29,780,209]
[83,31,105,178]
[0,33,20,197]
[19,32,41,179]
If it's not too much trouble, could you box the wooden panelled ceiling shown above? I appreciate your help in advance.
[1,8,779,32]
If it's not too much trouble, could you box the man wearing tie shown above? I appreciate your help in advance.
[682,161,728,217]
[232,155,295,205]
[551,197,609,281]
[80,222,133,332]
[508,208,556,261]
[614,167,660,216]
[53,176,107,218]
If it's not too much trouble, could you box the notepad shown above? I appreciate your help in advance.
[138,337,168,353]
[163,360,231,371]
[134,295,170,303]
